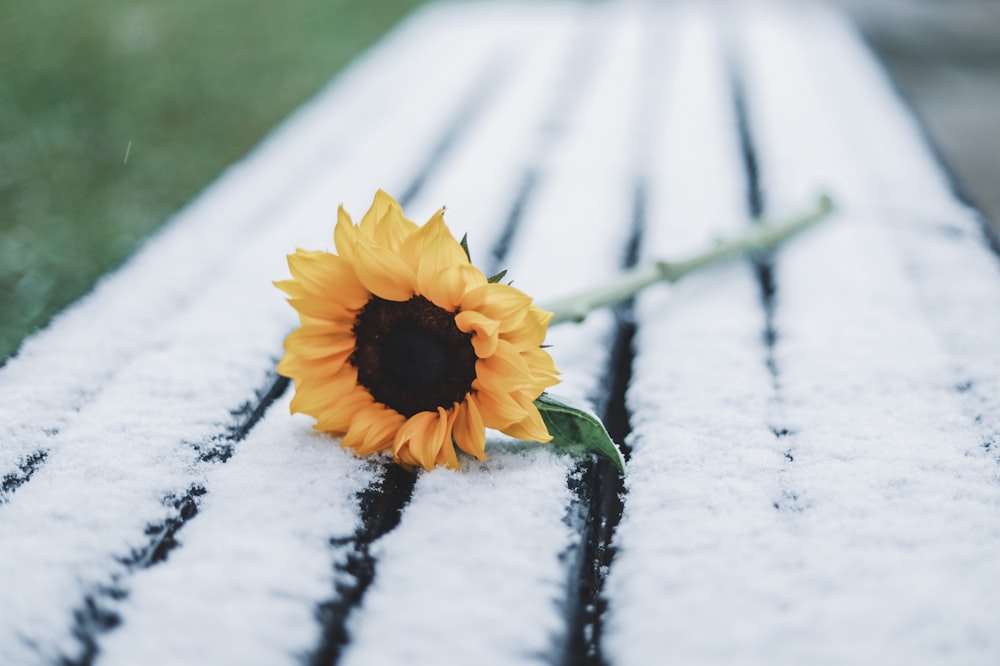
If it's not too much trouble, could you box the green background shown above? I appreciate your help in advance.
[0,0,425,360]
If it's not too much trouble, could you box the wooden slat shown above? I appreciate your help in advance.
[606,4,1000,663]
[790,8,1000,464]
[91,7,583,665]
[602,8,781,663]
[402,4,583,269]
[339,5,647,664]
[0,6,524,663]
[3,3,999,664]
[727,5,997,661]
[94,393,372,665]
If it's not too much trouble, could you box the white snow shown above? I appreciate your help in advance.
[0,4,456,479]
[603,10,786,664]
[340,5,647,664]
[95,7,595,665]
[0,5,536,664]
[2,2,999,665]
[606,5,1000,665]
[799,8,1000,485]
[94,393,376,666]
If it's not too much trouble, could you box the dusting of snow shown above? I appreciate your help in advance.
[2,2,999,664]
[603,10,784,664]
[605,5,1000,665]
[0,5,450,479]
[95,394,376,666]
[342,447,578,666]
[340,6,646,664]
[0,5,530,664]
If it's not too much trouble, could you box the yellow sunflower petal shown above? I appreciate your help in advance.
[475,339,533,392]
[423,264,487,313]
[296,315,355,335]
[274,279,308,299]
[373,208,418,252]
[392,411,430,461]
[473,380,531,428]
[290,367,358,416]
[358,190,394,237]
[355,406,407,456]
[277,349,352,381]
[393,410,443,471]
[502,415,552,443]
[352,239,417,301]
[453,397,486,460]
[415,408,452,471]
[339,405,379,451]
[287,250,369,308]
[399,212,483,300]
[399,208,446,272]
[360,190,417,250]
[418,211,468,264]
[341,403,405,456]
[460,283,534,332]
[455,309,500,358]
[432,408,461,470]
[334,205,357,262]
[313,389,374,433]
[500,392,552,443]
[285,297,357,323]
[519,346,561,389]
[283,329,355,359]
[501,306,554,351]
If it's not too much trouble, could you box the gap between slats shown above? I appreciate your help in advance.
[560,185,642,665]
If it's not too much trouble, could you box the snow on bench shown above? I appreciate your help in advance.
[2,2,999,665]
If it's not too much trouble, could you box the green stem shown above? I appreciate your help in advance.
[542,194,834,325]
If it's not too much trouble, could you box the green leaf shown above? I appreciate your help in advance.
[534,392,625,474]
[459,233,471,262]
[487,269,507,284]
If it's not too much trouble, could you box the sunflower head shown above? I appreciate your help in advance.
[275,190,559,470]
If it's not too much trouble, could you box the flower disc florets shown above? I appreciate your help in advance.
[275,190,559,470]
[351,295,478,417]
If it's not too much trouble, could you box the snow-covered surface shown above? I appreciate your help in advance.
[2,2,999,665]
[340,6,643,663]
[0,5,465,478]
[602,10,781,663]
[0,5,550,664]
[96,394,373,666]
[606,4,1000,665]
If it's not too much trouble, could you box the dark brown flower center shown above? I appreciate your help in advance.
[350,296,477,418]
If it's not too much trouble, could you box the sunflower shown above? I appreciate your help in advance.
[275,190,559,470]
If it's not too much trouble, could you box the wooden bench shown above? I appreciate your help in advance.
[3,2,999,664]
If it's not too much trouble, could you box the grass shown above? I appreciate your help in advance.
[0,0,427,360]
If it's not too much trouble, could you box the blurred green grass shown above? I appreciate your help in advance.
[0,0,426,360]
